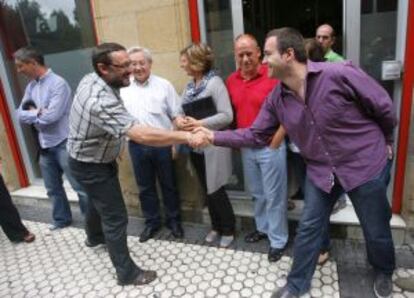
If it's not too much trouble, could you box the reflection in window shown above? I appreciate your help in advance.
[0,0,95,55]
[203,0,235,78]
[360,0,397,96]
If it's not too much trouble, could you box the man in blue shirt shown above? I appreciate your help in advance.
[15,46,87,230]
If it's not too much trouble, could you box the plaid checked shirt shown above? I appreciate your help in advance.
[67,72,137,163]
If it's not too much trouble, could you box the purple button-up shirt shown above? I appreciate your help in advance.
[214,61,396,193]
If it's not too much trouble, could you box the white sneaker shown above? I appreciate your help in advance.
[205,230,219,243]
[219,235,234,248]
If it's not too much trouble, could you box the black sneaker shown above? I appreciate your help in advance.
[373,273,392,298]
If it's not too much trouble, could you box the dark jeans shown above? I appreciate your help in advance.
[0,175,29,242]
[190,152,235,235]
[68,157,142,283]
[128,142,181,229]
[287,160,395,295]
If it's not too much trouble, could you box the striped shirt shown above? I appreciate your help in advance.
[67,72,137,163]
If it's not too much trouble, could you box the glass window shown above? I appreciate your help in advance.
[360,0,397,96]
[0,0,96,179]
[0,0,95,91]
[203,0,235,78]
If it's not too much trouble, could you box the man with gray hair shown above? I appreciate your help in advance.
[121,47,184,242]
[15,46,87,230]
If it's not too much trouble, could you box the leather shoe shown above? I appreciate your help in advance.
[139,226,160,243]
[244,230,267,243]
[118,270,157,286]
[268,247,284,262]
[170,224,184,239]
[271,286,298,298]
[85,238,105,247]
[23,232,35,243]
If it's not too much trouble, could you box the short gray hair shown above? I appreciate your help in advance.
[14,46,45,65]
[127,46,152,63]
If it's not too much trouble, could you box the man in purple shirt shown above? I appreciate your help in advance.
[196,28,396,298]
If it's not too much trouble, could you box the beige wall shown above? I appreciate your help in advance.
[401,89,414,231]
[0,114,20,191]
[93,0,191,91]
[92,0,204,219]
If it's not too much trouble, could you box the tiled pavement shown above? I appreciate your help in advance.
[0,204,413,297]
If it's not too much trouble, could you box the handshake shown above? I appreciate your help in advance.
[186,127,214,149]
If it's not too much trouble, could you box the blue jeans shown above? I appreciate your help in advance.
[287,161,395,295]
[39,140,87,227]
[68,158,142,283]
[128,142,181,229]
[241,144,288,249]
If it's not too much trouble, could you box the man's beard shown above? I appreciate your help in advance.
[108,76,130,89]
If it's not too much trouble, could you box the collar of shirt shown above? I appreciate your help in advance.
[278,61,323,98]
[35,68,52,83]
[132,75,152,87]
[235,63,268,81]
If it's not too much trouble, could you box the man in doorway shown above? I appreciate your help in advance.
[67,42,202,286]
[121,46,184,242]
[316,23,344,62]
[15,46,87,230]
[227,34,288,262]
[194,27,396,298]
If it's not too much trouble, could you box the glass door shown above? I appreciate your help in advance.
[344,0,408,201]
[198,0,345,194]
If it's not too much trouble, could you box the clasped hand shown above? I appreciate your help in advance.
[187,127,214,149]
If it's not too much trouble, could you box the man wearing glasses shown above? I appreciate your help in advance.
[67,43,203,286]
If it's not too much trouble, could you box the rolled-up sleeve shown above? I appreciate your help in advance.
[166,82,181,120]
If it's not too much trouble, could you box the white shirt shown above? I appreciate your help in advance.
[120,75,180,130]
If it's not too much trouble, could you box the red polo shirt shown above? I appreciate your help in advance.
[226,64,279,128]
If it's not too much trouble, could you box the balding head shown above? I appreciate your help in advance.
[316,24,336,52]
[234,34,261,79]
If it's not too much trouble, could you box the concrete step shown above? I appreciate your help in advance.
[11,182,81,210]
[11,184,408,244]
[224,196,407,245]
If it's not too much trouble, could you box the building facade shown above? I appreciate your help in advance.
[1,0,413,229]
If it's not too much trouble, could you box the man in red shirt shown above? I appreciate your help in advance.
[226,34,288,262]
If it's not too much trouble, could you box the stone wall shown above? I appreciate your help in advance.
[92,0,204,220]
[0,112,20,191]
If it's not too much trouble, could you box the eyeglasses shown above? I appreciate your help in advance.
[109,62,132,69]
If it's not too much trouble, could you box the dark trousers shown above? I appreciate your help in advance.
[190,152,235,235]
[128,142,181,229]
[288,150,306,196]
[287,161,395,295]
[68,157,141,283]
[0,175,29,242]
